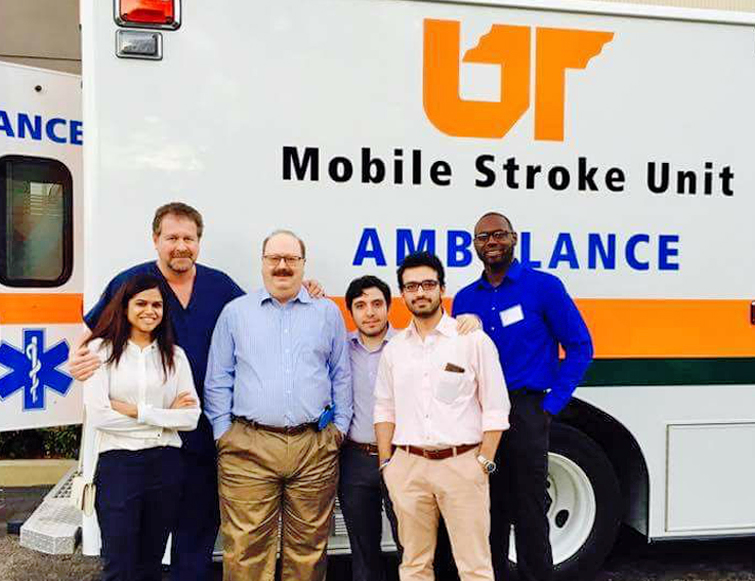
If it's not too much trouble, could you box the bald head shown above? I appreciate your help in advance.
[474,212,513,233]
[473,212,518,271]
[262,229,306,258]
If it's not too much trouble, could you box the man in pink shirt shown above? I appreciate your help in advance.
[374,251,511,581]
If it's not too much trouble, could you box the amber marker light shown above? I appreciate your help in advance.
[117,0,177,28]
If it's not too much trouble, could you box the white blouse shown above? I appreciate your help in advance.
[84,338,200,454]
[81,338,200,556]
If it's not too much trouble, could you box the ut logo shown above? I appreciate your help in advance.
[423,19,614,141]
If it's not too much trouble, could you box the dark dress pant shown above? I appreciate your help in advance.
[338,444,402,581]
[490,391,553,581]
[169,448,221,581]
[95,446,184,581]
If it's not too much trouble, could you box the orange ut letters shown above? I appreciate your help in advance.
[423,19,613,141]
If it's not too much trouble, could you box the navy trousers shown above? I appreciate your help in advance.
[338,445,402,581]
[169,449,220,581]
[490,391,553,581]
[95,447,184,581]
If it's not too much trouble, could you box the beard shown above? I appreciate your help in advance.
[358,321,389,337]
[478,245,515,270]
[167,253,195,273]
[407,296,442,319]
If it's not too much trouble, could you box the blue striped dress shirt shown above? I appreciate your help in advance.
[204,287,353,439]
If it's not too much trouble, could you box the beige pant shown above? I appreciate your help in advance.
[383,448,493,581]
[216,421,340,581]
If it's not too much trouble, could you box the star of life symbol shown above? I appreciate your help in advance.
[0,329,72,411]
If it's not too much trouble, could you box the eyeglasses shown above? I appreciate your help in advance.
[262,255,305,267]
[402,280,440,293]
[474,230,513,244]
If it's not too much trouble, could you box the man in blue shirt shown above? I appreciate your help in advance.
[451,212,593,581]
[204,229,352,581]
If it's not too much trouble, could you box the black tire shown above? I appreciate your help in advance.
[545,423,622,581]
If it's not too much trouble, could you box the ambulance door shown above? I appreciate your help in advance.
[0,64,83,432]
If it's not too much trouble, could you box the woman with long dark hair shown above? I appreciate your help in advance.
[82,273,200,581]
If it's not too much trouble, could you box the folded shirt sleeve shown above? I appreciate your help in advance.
[475,332,511,432]
[137,349,200,431]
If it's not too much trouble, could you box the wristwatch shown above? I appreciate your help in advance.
[477,454,497,474]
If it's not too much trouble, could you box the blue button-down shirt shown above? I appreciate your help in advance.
[204,287,353,439]
[347,326,395,444]
[84,261,244,456]
[452,260,593,415]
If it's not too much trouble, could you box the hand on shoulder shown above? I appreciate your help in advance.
[68,338,104,382]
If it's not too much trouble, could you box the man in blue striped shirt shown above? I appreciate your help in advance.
[204,230,352,581]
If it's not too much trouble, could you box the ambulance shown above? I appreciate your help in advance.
[3,0,755,578]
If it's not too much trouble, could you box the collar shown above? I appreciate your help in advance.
[259,285,311,306]
[349,325,396,350]
[152,260,200,283]
[406,312,456,340]
[477,258,522,289]
[127,339,157,352]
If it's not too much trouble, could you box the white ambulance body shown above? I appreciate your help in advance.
[0,62,82,432]
[4,0,752,576]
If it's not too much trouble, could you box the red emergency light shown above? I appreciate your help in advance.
[118,0,177,28]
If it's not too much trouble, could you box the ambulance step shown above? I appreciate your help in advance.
[19,467,81,555]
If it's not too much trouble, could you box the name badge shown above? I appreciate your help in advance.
[500,304,524,327]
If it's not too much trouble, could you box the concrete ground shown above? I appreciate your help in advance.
[2,487,754,581]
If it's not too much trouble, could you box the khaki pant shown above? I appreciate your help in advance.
[217,421,340,581]
[383,448,493,581]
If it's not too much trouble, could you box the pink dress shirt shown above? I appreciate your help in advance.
[373,314,510,448]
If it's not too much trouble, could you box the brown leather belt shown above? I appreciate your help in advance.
[233,416,318,435]
[400,443,478,460]
[344,439,379,456]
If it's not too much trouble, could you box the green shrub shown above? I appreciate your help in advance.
[0,426,82,459]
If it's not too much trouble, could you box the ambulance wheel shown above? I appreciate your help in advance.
[508,423,622,581]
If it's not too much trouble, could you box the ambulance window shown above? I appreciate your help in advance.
[0,156,73,287]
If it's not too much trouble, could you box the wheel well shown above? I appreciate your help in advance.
[558,397,650,537]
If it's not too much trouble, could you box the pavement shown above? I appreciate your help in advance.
[2,487,755,581]
[2,486,53,534]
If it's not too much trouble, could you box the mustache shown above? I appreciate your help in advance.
[272,268,293,277]
[171,251,194,258]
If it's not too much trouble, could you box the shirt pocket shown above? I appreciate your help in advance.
[435,370,471,405]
